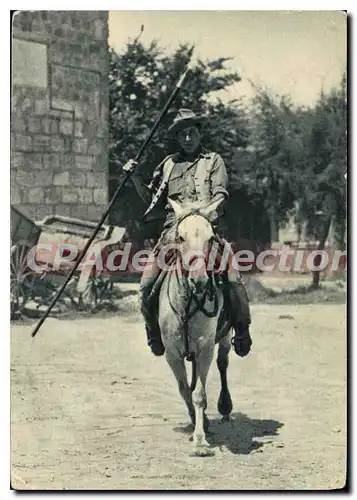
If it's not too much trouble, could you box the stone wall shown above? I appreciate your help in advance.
[11,11,109,222]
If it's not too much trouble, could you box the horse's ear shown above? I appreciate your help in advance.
[200,196,225,218]
[167,197,184,217]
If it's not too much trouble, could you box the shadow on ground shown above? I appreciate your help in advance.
[174,412,283,455]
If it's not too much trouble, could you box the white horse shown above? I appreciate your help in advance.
[158,198,233,457]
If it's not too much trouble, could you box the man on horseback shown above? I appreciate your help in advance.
[123,109,252,358]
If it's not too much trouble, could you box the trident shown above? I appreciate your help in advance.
[31,59,195,338]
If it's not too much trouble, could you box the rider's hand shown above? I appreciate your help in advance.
[122,159,138,173]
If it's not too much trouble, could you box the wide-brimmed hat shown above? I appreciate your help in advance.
[167,109,205,135]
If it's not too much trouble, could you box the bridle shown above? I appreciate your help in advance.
[169,209,218,321]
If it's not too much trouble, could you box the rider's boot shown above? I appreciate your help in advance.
[138,284,165,356]
[224,277,252,357]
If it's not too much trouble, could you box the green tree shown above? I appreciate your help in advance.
[297,74,347,287]
[246,85,304,242]
[108,35,249,244]
[242,75,346,286]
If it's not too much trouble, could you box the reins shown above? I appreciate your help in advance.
[167,210,220,361]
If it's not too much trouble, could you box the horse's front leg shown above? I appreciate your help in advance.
[165,352,194,422]
[191,344,215,457]
[217,333,233,421]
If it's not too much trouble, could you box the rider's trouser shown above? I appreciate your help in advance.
[138,248,162,340]
[222,245,251,327]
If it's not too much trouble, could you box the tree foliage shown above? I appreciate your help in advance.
[237,75,347,247]
[108,35,249,242]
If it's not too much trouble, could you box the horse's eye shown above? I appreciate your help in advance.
[177,235,185,243]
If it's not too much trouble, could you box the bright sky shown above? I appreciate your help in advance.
[109,10,347,107]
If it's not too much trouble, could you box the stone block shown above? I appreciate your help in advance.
[63,136,73,152]
[42,117,59,134]
[76,31,88,44]
[11,89,22,109]
[88,141,102,156]
[86,101,100,122]
[10,184,22,205]
[88,42,101,55]
[93,188,107,206]
[10,169,17,185]
[21,97,35,111]
[77,188,93,204]
[12,38,48,89]
[61,153,76,169]
[53,171,70,186]
[70,205,89,220]
[59,118,74,136]
[86,171,107,188]
[90,153,107,172]
[94,19,106,40]
[74,121,84,137]
[50,135,64,152]
[11,116,27,133]
[19,190,29,204]
[62,187,78,203]
[56,204,71,217]
[11,152,25,168]
[28,117,42,134]
[75,155,93,170]
[54,26,64,38]
[15,134,32,151]
[95,119,106,139]
[82,120,98,140]
[73,138,88,154]
[44,187,62,204]
[87,205,103,222]
[24,153,43,169]
[33,135,50,151]
[16,170,36,187]
[34,170,53,187]
[34,98,49,115]
[42,153,60,169]
[27,187,45,204]
[72,102,88,119]
[69,172,86,187]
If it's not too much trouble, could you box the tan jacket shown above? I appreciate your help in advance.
[144,150,229,220]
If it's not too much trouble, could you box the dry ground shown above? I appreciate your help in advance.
[11,298,346,490]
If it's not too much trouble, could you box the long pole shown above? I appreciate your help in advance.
[31,61,194,338]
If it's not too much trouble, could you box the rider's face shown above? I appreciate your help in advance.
[177,126,201,154]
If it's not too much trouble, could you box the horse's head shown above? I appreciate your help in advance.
[168,197,224,287]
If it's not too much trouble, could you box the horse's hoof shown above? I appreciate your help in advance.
[218,390,233,416]
[190,446,215,458]
[221,414,230,423]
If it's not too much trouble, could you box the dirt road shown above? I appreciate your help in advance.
[11,302,346,490]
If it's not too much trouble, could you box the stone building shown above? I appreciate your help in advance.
[11,11,109,222]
